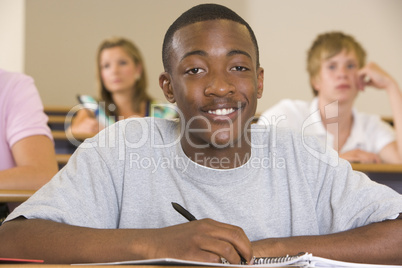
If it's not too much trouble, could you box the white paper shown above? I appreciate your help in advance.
[74,254,402,268]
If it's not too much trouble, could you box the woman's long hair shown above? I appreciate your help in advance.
[96,37,151,116]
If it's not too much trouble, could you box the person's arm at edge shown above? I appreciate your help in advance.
[0,135,58,190]
[0,218,154,264]
[252,214,402,265]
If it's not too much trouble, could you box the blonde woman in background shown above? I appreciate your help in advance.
[70,37,176,136]
[258,32,402,164]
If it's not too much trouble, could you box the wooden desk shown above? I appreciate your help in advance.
[0,190,36,203]
[47,115,74,131]
[0,266,168,268]
[44,105,73,116]
[52,130,93,141]
[351,163,402,194]
[381,116,393,126]
[351,163,402,173]
[48,115,69,124]
[56,154,72,165]
[52,131,93,155]
[0,261,385,268]
[0,266,271,268]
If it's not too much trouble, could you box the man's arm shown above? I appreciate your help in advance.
[0,217,253,264]
[358,62,402,164]
[379,77,402,163]
[252,216,402,265]
[339,149,381,163]
[0,135,58,190]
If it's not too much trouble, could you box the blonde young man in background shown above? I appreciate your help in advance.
[258,32,402,164]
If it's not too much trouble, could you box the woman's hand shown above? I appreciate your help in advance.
[69,109,103,137]
[70,117,102,136]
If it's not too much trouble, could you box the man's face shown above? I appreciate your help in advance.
[160,19,264,152]
[313,49,360,104]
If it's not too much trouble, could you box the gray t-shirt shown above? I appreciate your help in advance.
[6,118,402,241]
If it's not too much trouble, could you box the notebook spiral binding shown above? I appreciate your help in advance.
[243,252,306,265]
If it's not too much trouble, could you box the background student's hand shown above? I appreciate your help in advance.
[340,149,382,164]
[70,117,102,136]
[69,109,104,137]
[146,219,253,264]
[357,62,398,92]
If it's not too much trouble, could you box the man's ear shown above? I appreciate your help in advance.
[311,76,321,92]
[257,67,264,99]
[159,72,175,103]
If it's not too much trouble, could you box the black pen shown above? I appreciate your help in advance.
[171,202,197,221]
[171,202,249,264]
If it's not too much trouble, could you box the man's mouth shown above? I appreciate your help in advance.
[336,84,351,89]
[207,108,236,116]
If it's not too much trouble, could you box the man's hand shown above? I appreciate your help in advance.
[340,149,381,163]
[146,219,253,264]
[357,62,397,92]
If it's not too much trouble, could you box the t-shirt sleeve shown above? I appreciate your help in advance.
[273,129,402,235]
[6,74,53,147]
[4,142,122,228]
[312,157,402,233]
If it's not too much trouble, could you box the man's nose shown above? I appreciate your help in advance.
[337,66,349,78]
[204,73,235,97]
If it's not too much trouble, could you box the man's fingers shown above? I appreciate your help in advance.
[185,248,223,263]
[198,237,244,264]
[153,219,252,264]
[199,219,253,263]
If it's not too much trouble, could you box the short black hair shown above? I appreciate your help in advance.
[162,3,260,73]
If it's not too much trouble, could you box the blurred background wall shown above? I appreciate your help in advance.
[1,0,401,116]
[0,0,25,72]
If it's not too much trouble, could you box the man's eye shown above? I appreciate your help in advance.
[347,63,356,69]
[186,68,202,74]
[231,66,248,71]
[328,65,336,70]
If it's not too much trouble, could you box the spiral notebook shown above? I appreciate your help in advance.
[76,252,401,267]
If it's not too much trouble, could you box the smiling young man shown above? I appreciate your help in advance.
[159,17,263,168]
[0,4,401,265]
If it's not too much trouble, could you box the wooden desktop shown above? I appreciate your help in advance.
[0,190,36,203]
[0,265,291,268]
[351,163,402,173]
